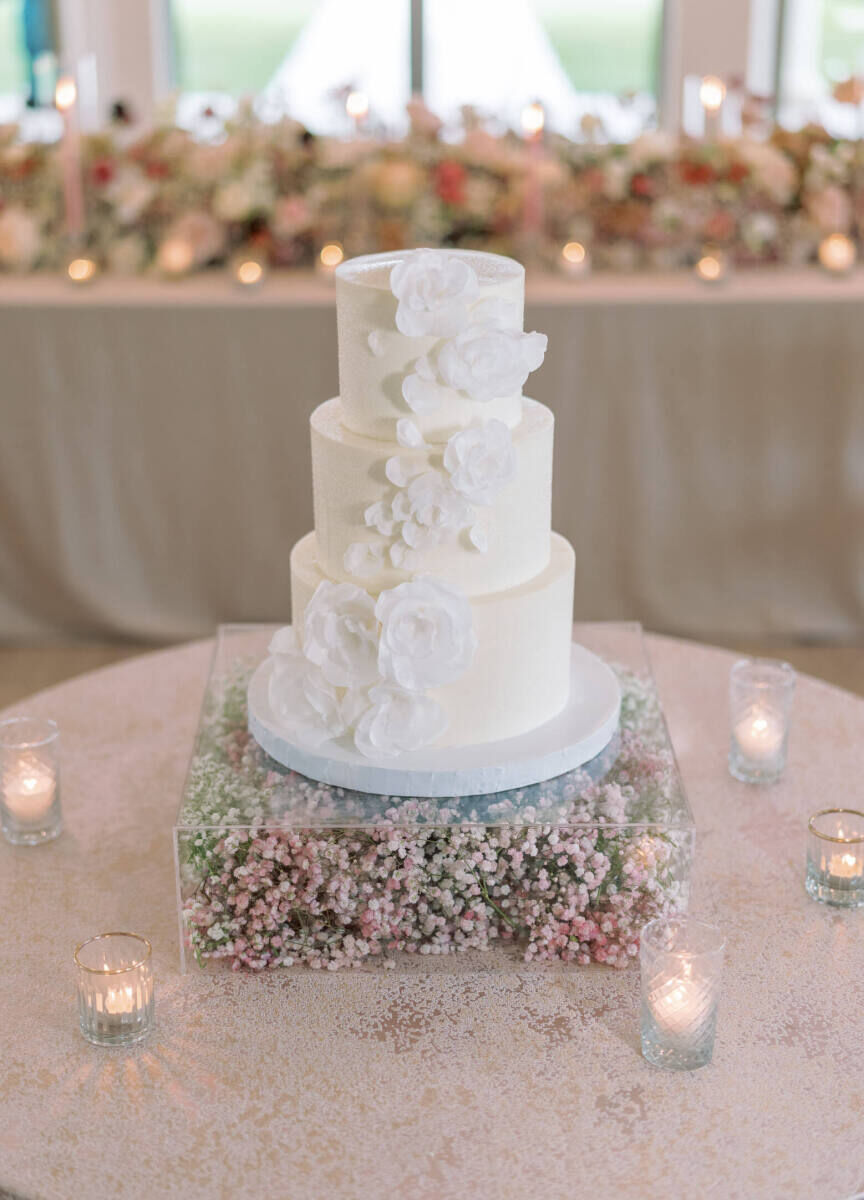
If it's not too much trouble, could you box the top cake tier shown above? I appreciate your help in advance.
[335,249,528,444]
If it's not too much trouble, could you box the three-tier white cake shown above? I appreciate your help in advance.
[247,248,619,795]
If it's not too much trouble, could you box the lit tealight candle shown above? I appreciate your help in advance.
[520,101,545,139]
[232,256,265,289]
[806,808,864,907]
[157,238,194,278]
[649,966,701,1037]
[66,256,97,284]
[1,717,62,845]
[826,849,862,881]
[316,242,344,279]
[818,233,857,275]
[733,706,784,763]
[560,241,591,278]
[3,763,56,824]
[695,250,728,283]
[346,90,369,133]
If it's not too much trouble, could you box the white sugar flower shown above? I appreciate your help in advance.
[302,580,380,688]
[391,471,474,549]
[353,683,448,758]
[389,542,420,570]
[402,355,441,414]
[268,630,359,745]
[438,326,547,402]
[344,541,387,578]
[376,578,477,690]
[385,455,425,488]
[390,250,479,337]
[396,418,425,448]
[443,419,517,505]
[364,501,397,536]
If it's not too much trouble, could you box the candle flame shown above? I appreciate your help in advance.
[818,233,856,273]
[55,76,77,112]
[236,259,263,286]
[562,241,586,265]
[319,242,344,268]
[345,91,369,120]
[696,254,723,282]
[521,102,545,136]
[67,257,96,283]
[699,76,726,112]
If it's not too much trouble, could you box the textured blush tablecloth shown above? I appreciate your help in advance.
[1,632,863,1200]
[3,270,864,643]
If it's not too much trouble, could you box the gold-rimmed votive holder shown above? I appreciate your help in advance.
[0,717,62,846]
[74,932,155,1046]
[805,809,864,908]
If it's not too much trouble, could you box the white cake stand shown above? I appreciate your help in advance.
[247,642,621,798]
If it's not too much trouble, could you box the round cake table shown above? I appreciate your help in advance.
[0,635,862,1200]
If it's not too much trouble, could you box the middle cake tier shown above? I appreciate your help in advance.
[311,396,554,595]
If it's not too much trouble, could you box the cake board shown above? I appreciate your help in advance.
[247,640,621,798]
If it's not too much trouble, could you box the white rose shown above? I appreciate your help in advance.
[354,683,448,758]
[391,470,474,549]
[390,250,479,337]
[0,207,40,270]
[443,420,516,505]
[302,581,380,688]
[437,326,547,402]
[268,628,356,745]
[376,578,477,690]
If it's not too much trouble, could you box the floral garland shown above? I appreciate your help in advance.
[1,112,863,275]
[178,661,692,971]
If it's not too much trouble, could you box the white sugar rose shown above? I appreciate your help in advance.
[353,683,448,758]
[438,326,547,403]
[303,581,380,688]
[268,629,356,745]
[402,355,442,414]
[376,578,477,690]
[443,420,516,505]
[344,541,386,578]
[390,250,479,337]
[392,470,474,550]
[0,207,41,270]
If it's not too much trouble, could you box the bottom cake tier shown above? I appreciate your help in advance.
[175,623,694,973]
[290,530,576,748]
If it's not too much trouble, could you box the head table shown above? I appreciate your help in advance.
[0,632,861,1200]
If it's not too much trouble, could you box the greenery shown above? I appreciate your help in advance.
[0,0,25,95]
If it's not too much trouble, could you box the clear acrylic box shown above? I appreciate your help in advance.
[174,623,694,972]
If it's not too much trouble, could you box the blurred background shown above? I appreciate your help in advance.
[2,0,864,703]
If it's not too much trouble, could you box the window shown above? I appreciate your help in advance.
[779,0,864,134]
[170,0,662,140]
[424,0,664,137]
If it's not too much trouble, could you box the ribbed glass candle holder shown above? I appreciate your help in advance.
[805,809,864,908]
[74,933,155,1046]
[728,658,795,784]
[0,717,62,846]
[640,916,725,1071]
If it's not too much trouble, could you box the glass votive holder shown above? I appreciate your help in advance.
[74,932,155,1046]
[728,658,796,784]
[805,808,864,908]
[639,916,726,1071]
[0,717,62,846]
